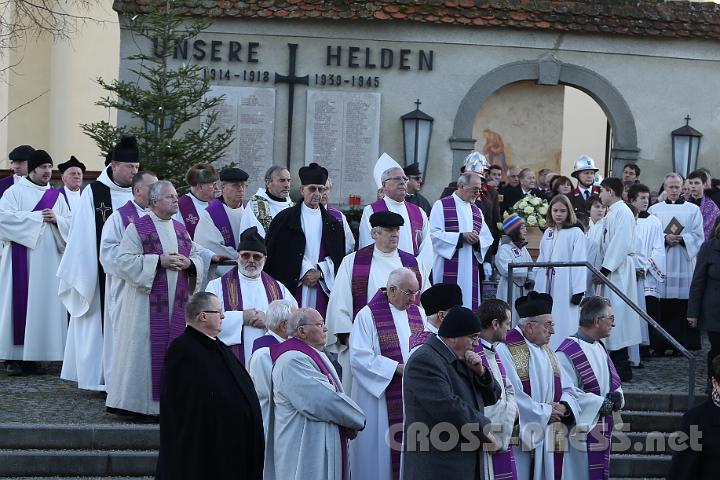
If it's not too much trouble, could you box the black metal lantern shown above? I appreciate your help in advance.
[401,99,434,182]
[671,115,702,178]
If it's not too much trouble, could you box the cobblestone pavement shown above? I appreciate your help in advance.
[0,337,711,425]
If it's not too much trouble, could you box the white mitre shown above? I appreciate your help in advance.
[373,152,402,189]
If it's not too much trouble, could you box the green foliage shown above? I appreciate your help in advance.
[81,6,234,190]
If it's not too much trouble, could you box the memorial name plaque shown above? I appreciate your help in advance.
[305,90,381,206]
[204,85,276,196]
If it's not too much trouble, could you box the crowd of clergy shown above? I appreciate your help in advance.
[1,136,718,480]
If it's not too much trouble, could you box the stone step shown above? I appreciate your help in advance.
[0,424,159,450]
[611,431,676,455]
[0,450,158,477]
[622,391,707,412]
[609,454,671,477]
[618,411,683,432]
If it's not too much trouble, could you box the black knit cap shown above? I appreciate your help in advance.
[8,145,34,162]
[219,167,249,182]
[27,150,53,173]
[421,283,463,316]
[299,163,328,185]
[369,211,404,228]
[58,156,86,173]
[237,227,266,255]
[437,305,482,338]
[403,162,421,177]
[111,135,140,163]
[515,291,553,318]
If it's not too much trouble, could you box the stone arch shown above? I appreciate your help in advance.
[449,55,639,175]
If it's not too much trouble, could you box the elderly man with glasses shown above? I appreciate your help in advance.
[496,292,578,480]
[206,226,296,366]
[348,267,426,480]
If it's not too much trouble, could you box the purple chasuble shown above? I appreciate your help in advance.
[220,267,283,364]
[557,338,621,480]
[699,196,720,240]
[134,215,192,401]
[206,197,236,248]
[11,187,60,345]
[367,289,424,480]
[251,334,280,354]
[117,200,141,228]
[270,337,349,480]
[370,199,424,255]
[177,194,201,239]
[0,175,14,198]
[440,195,483,310]
[350,245,421,321]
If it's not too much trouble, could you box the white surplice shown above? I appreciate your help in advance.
[647,201,704,299]
[495,236,534,325]
[496,328,578,480]
[533,226,588,350]
[635,214,666,299]
[247,330,286,438]
[0,175,21,260]
[349,303,425,480]
[98,200,147,393]
[556,336,624,480]
[105,212,204,415]
[240,188,292,238]
[600,201,642,351]
[206,271,296,363]
[0,178,71,360]
[268,346,365,480]
[358,196,434,273]
[336,208,356,254]
[429,193,493,309]
[299,203,324,310]
[62,187,82,214]
[480,339,518,480]
[57,167,132,391]
[586,219,605,296]
[193,200,243,277]
[325,247,429,391]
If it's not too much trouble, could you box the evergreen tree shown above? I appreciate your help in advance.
[81,5,234,189]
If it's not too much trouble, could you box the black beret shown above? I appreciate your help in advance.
[309,162,329,178]
[369,211,404,228]
[237,226,266,255]
[112,135,140,163]
[27,150,53,173]
[219,167,249,182]
[437,305,482,338]
[515,291,553,318]
[421,283,463,316]
[8,145,34,162]
[58,156,86,173]
[299,163,328,185]
[403,162,421,177]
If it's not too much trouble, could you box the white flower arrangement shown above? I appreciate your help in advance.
[504,194,550,230]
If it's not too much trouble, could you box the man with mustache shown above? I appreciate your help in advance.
[240,165,293,238]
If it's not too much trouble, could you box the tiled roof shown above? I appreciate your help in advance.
[113,1,720,42]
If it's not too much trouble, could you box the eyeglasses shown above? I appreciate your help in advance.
[530,320,555,329]
[239,252,265,261]
[202,310,222,315]
[304,185,327,193]
[398,287,420,297]
[468,334,481,342]
[598,315,615,322]
[300,322,326,328]
[385,176,409,184]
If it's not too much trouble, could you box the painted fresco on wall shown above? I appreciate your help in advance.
[481,129,507,172]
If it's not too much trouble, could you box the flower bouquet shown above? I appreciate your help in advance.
[502,195,549,230]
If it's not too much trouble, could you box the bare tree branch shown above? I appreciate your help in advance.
[0,89,48,122]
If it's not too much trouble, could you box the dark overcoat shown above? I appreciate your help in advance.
[668,399,720,480]
[155,326,264,480]
[687,238,720,333]
[264,201,345,293]
[402,335,501,480]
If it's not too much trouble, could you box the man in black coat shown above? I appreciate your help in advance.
[264,163,345,316]
[155,292,264,480]
[402,305,502,480]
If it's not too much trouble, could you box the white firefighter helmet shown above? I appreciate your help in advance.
[463,151,490,175]
[571,155,599,176]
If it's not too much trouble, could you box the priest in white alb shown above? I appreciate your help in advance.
[57,136,138,391]
[99,171,158,392]
[430,171,493,311]
[268,308,365,480]
[206,226,296,366]
[174,163,218,239]
[496,292,578,480]
[349,267,426,480]
[648,173,704,352]
[358,153,434,273]
[0,150,71,376]
[240,165,293,237]
[105,181,206,417]
[56,156,86,213]
[326,211,427,391]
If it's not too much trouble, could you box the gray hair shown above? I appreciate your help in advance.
[264,165,288,183]
[286,308,312,337]
[387,267,416,289]
[148,180,173,206]
[381,167,403,184]
[519,168,534,179]
[664,172,684,184]
[266,299,296,332]
[517,316,535,327]
[185,292,218,324]
[456,171,476,186]
[579,296,612,326]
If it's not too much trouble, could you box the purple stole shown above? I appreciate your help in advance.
[117,201,141,228]
[327,206,343,222]
[220,267,283,364]
[177,194,201,239]
[0,175,14,198]
[134,215,192,401]
[476,343,517,480]
[294,233,329,318]
[699,196,720,240]
[557,338,622,480]
[251,334,280,354]
[504,327,563,480]
[10,187,60,345]
[440,195,483,310]
[270,337,348,480]
[206,198,236,248]
[370,199,424,255]
[350,245,421,320]
[367,289,424,480]
[408,330,434,351]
